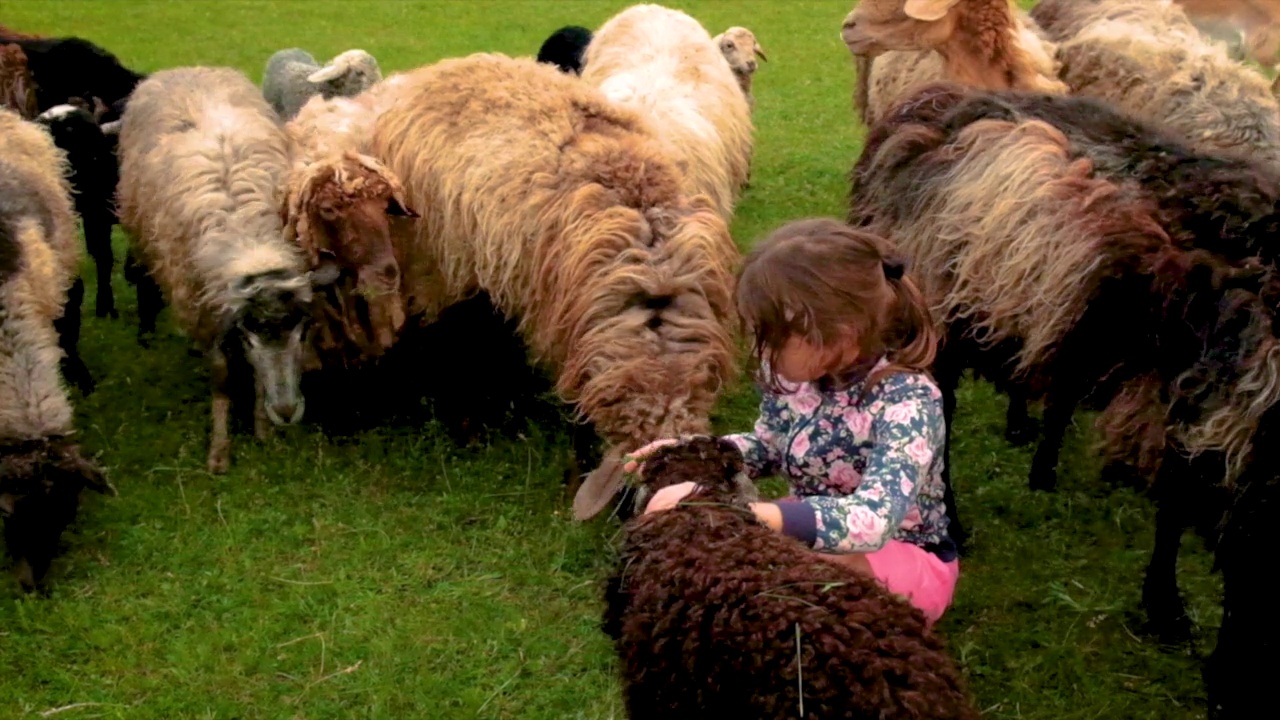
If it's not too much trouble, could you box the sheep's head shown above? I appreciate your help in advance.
[714,27,767,78]
[222,269,315,426]
[537,25,594,75]
[308,50,383,98]
[0,440,113,592]
[0,43,37,119]
[628,436,759,516]
[841,0,963,57]
[285,153,415,358]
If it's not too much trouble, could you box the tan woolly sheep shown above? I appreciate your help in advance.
[367,53,739,519]
[712,27,767,107]
[284,93,418,365]
[118,67,323,473]
[842,0,1066,126]
[0,108,111,591]
[1032,0,1280,165]
[581,4,754,223]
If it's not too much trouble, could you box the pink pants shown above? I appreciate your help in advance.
[822,540,959,625]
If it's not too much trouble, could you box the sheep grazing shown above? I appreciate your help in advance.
[262,48,382,121]
[0,35,144,122]
[536,25,593,75]
[841,0,1066,126]
[367,53,738,518]
[0,43,36,119]
[712,27,767,107]
[0,108,112,592]
[34,102,122,320]
[581,4,754,223]
[604,436,978,720]
[1031,0,1280,165]
[117,67,322,474]
[848,82,1280,717]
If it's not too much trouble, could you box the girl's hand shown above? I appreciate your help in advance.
[622,437,683,476]
[644,481,700,514]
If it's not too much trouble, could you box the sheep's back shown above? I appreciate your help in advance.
[0,109,78,296]
[610,508,978,719]
[118,67,298,338]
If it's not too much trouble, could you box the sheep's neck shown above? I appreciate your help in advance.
[935,0,1046,92]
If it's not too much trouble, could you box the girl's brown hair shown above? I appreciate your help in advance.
[736,218,938,394]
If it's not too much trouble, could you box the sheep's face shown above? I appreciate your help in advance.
[0,442,112,592]
[628,436,759,515]
[231,273,314,426]
[841,0,962,57]
[717,29,767,77]
[309,51,382,98]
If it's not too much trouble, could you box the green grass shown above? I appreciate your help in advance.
[1,1,1220,718]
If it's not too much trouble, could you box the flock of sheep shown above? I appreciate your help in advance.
[3,0,1280,717]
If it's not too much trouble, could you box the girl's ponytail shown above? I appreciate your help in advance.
[866,254,939,393]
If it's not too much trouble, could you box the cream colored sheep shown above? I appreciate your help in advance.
[0,108,111,591]
[117,67,319,473]
[712,27,767,107]
[581,4,753,223]
[1032,0,1280,164]
[368,53,739,519]
[842,0,1066,126]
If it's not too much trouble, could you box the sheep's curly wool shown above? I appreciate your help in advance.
[604,437,978,720]
[0,44,36,118]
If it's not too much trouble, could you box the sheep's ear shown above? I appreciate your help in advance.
[307,64,347,84]
[903,0,962,21]
[573,447,626,521]
[754,44,768,62]
[100,120,122,135]
[309,257,343,287]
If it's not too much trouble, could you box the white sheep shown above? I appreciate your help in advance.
[712,26,767,107]
[118,67,323,473]
[262,48,382,120]
[581,4,754,223]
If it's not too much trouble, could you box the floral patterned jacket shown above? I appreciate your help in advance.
[723,358,956,562]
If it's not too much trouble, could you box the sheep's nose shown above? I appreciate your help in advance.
[272,401,300,424]
[378,259,399,283]
[842,11,857,29]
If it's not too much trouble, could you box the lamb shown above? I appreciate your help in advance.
[841,0,1066,126]
[536,25,593,75]
[117,67,323,473]
[283,99,417,365]
[848,82,1280,718]
[367,53,738,518]
[581,4,754,223]
[0,35,144,122]
[712,27,767,107]
[262,48,382,120]
[603,435,978,719]
[1031,0,1280,165]
[34,102,122,320]
[0,43,36,118]
[0,108,113,592]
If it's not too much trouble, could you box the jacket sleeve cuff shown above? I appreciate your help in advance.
[776,501,818,547]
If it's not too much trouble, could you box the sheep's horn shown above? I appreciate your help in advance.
[754,45,768,62]
[573,447,626,521]
[307,63,347,84]
[100,120,122,135]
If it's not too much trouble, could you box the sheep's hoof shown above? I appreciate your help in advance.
[136,331,154,349]
[95,301,118,319]
[1003,419,1039,446]
[1027,467,1057,492]
[207,448,231,474]
[1142,600,1194,646]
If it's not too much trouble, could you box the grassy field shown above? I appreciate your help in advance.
[0,1,1223,718]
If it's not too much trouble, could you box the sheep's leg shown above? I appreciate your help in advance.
[1206,480,1279,719]
[207,347,232,474]
[1141,492,1192,645]
[254,375,271,440]
[1003,384,1038,446]
[1027,380,1084,492]
[84,213,117,319]
[932,351,968,554]
[55,278,95,395]
[132,259,164,348]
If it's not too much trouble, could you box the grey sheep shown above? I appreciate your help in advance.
[262,48,381,120]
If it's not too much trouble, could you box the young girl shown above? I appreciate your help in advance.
[626,217,959,624]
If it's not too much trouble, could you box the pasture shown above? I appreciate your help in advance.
[1,1,1221,718]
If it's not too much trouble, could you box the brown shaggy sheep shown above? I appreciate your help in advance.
[604,436,978,719]
[0,43,36,119]
[368,53,739,518]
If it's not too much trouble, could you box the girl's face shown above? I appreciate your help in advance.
[775,332,859,383]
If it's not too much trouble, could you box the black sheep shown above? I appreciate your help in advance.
[604,436,978,720]
[0,35,144,121]
[536,26,593,75]
[35,101,121,319]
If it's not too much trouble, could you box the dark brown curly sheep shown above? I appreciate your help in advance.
[603,436,978,720]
